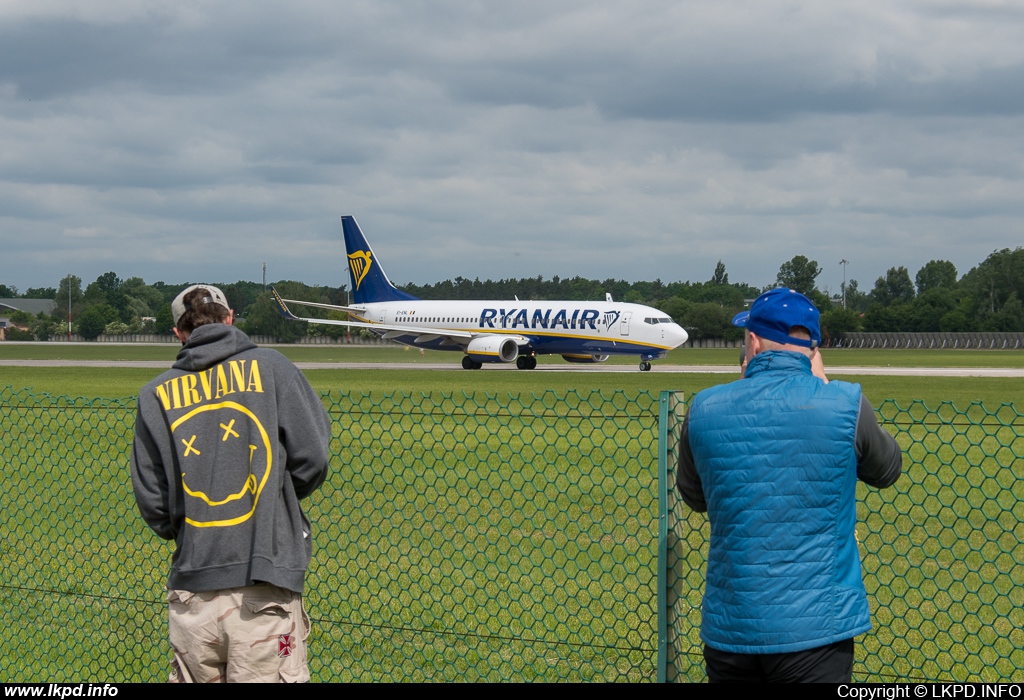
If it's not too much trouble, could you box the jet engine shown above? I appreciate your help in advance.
[560,354,610,364]
[467,336,520,363]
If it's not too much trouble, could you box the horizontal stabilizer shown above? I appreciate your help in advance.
[274,294,364,315]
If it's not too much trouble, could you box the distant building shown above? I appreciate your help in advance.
[0,298,57,316]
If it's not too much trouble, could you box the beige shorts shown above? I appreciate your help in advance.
[167,583,310,683]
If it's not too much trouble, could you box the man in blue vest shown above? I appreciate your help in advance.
[677,288,902,683]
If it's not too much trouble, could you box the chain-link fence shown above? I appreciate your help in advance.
[663,395,1024,682]
[1,386,1022,682]
[0,387,661,682]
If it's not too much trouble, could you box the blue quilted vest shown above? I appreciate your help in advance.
[687,351,871,654]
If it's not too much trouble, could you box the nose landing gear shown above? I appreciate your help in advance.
[639,360,652,372]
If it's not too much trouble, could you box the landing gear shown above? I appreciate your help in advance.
[639,361,652,372]
[516,356,538,370]
[462,356,483,370]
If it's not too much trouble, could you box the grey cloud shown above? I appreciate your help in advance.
[1,1,1024,297]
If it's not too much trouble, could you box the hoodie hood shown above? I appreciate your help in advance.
[173,324,258,372]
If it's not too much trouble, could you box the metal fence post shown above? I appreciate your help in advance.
[657,390,686,682]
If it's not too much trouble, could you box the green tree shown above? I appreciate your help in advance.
[154,303,175,334]
[240,293,307,342]
[710,261,729,286]
[0,284,18,297]
[76,307,109,341]
[657,297,693,325]
[841,279,870,313]
[23,287,57,299]
[907,288,957,332]
[915,260,957,295]
[819,307,861,338]
[683,303,733,340]
[54,275,84,323]
[871,267,915,307]
[957,248,1024,329]
[776,256,822,295]
[120,277,164,318]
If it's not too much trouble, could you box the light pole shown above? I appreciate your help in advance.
[67,273,73,341]
[839,259,849,309]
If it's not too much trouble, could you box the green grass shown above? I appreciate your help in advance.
[2,366,1023,410]
[2,341,1022,367]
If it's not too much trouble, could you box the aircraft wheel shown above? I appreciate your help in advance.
[462,356,476,370]
[527,357,537,370]
[639,361,652,372]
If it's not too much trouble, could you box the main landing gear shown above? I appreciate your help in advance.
[462,356,483,370]
[516,356,538,370]
[639,360,652,372]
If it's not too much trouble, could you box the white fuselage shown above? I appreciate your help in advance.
[350,299,688,360]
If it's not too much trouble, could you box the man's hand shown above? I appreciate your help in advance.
[810,348,829,383]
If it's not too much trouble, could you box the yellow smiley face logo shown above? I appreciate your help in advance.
[171,401,273,528]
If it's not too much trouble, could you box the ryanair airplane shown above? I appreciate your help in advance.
[271,216,689,370]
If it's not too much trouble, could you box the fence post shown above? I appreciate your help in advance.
[658,390,686,682]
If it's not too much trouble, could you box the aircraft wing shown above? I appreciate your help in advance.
[270,286,491,345]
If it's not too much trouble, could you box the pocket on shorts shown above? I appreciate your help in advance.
[166,589,196,605]
[241,585,294,616]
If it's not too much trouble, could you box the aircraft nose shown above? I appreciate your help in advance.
[667,323,689,348]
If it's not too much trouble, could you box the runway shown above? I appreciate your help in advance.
[2,359,1023,377]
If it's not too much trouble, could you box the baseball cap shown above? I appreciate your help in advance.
[731,287,821,349]
[171,284,230,325]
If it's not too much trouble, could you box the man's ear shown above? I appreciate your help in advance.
[172,328,188,344]
[748,332,763,355]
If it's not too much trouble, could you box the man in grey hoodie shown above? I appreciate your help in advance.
[131,285,331,683]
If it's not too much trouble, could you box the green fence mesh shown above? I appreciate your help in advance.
[0,387,660,682]
[1,386,1022,682]
[664,395,1024,683]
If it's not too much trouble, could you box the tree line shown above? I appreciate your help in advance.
[2,247,1021,341]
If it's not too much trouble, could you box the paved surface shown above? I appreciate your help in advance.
[2,359,1023,376]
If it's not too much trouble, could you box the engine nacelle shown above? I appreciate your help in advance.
[560,354,610,364]
[467,335,520,363]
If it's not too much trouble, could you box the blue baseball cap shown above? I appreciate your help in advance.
[731,288,821,349]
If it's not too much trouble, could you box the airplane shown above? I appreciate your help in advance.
[270,215,689,370]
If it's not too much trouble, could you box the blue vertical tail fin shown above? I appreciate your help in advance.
[342,215,419,304]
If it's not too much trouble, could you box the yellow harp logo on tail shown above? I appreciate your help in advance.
[348,251,372,290]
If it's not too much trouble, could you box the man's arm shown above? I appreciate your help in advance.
[130,405,176,540]
[278,361,331,499]
[855,394,903,488]
[676,413,707,512]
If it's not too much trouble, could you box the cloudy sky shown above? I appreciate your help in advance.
[1,1,1022,296]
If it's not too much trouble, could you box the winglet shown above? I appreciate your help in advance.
[269,286,301,321]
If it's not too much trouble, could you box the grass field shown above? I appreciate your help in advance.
[2,341,1024,366]
[2,366,1022,409]
[2,342,1021,408]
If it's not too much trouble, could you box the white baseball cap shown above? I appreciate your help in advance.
[171,284,230,325]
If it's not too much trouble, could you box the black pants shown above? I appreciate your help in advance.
[703,638,854,683]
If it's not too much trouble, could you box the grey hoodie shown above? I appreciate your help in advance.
[131,323,330,593]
